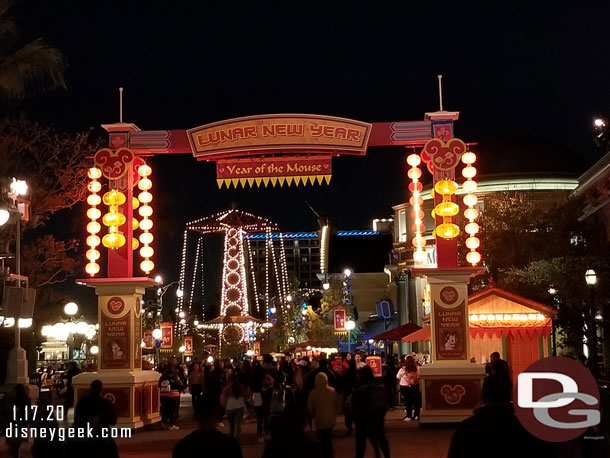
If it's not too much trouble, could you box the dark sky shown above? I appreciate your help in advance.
[13,2,610,312]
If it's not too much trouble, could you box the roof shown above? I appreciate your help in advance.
[572,150,610,197]
[372,322,421,340]
[402,326,430,343]
[468,286,556,315]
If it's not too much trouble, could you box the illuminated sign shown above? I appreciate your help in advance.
[187,114,372,158]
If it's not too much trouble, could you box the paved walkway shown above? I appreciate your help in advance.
[3,394,455,458]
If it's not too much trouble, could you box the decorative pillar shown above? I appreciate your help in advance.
[395,270,408,356]
[413,267,484,423]
[73,122,161,429]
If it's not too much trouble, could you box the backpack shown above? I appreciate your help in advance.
[269,387,286,415]
[160,379,172,393]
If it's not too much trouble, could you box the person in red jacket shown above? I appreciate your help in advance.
[159,365,184,430]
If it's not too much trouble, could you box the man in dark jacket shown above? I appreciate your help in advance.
[352,366,390,458]
[173,394,242,458]
[448,373,554,458]
[70,379,118,458]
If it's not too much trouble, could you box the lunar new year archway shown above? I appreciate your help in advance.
[75,104,485,426]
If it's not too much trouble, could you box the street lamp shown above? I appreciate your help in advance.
[594,118,606,128]
[152,328,162,368]
[179,345,186,363]
[322,282,330,291]
[345,319,356,354]
[90,345,99,355]
[585,269,600,378]
[0,206,9,226]
[155,275,163,284]
[344,268,352,278]
[64,302,78,316]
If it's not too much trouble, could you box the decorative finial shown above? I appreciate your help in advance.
[437,75,443,111]
[119,87,124,123]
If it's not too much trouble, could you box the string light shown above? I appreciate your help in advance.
[85,167,102,276]
[461,150,481,265]
[407,152,426,264]
[246,237,262,316]
[137,162,154,274]
[177,230,188,314]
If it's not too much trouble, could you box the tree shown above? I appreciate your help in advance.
[0,0,65,100]
[20,235,79,288]
[0,117,100,225]
[305,285,341,343]
[479,191,608,375]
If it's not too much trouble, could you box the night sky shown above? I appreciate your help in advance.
[12,2,610,315]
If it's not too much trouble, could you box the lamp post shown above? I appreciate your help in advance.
[179,345,186,364]
[345,319,356,354]
[585,269,600,378]
[4,178,31,385]
[63,302,78,360]
[152,328,162,368]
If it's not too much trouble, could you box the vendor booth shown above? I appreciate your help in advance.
[403,286,555,377]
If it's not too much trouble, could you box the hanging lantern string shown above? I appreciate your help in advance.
[407,152,426,264]
[461,150,481,265]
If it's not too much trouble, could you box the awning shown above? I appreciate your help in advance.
[372,322,421,341]
[401,326,431,343]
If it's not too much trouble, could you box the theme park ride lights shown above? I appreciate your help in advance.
[469,313,545,322]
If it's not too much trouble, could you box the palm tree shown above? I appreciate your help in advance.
[0,0,65,100]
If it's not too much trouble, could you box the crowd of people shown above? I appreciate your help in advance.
[167,350,404,458]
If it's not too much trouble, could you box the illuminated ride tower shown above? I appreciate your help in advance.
[72,143,161,428]
[407,110,485,424]
[184,209,276,352]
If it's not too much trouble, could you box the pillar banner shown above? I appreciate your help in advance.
[333,307,346,332]
[184,336,193,356]
[366,356,383,377]
[134,307,142,369]
[143,329,154,350]
[432,284,469,362]
[160,322,173,349]
[100,296,131,370]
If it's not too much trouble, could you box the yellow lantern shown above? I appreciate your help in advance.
[138,178,152,191]
[413,250,426,264]
[139,219,153,231]
[132,238,139,250]
[139,245,154,258]
[86,235,101,247]
[86,248,100,261]
[466,251,481,265]
[434,201,459,217]
[87,180,101,193]
[463,180,477,193]
[86,221,101,234]
[436,223,460,239]
[463,194,478,207]
[102,212,127,227]
[87,208,101,220]
[132,218,139,230]
[464,208,479,220]
[465,236,480,249]
[407,167,422,180]
[87,167,102,180]
[461,152,477,165]
[132,197,140,209]
[406,154,421,167]
[139,205,153,218]
[102,190,126,206]
[138,164,152,177]
[140,259,154,274]
[138,191,153,204]
[85,262,100,276]
[139,232,154,245]
[102,233,126,249]
[434,180,459,196]
[87,194,101,206]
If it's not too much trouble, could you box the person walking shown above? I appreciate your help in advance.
[70,379,119,458]
[189,361,204,408]
[342,357,357,435]
[159,365,184,430]
[221,372,249,443]
[396,355,421,421]
[173,394,242,458]
[352,366,390,458]
[207,360,227,426]
[307,372,339,458]
[250,362,271,442]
